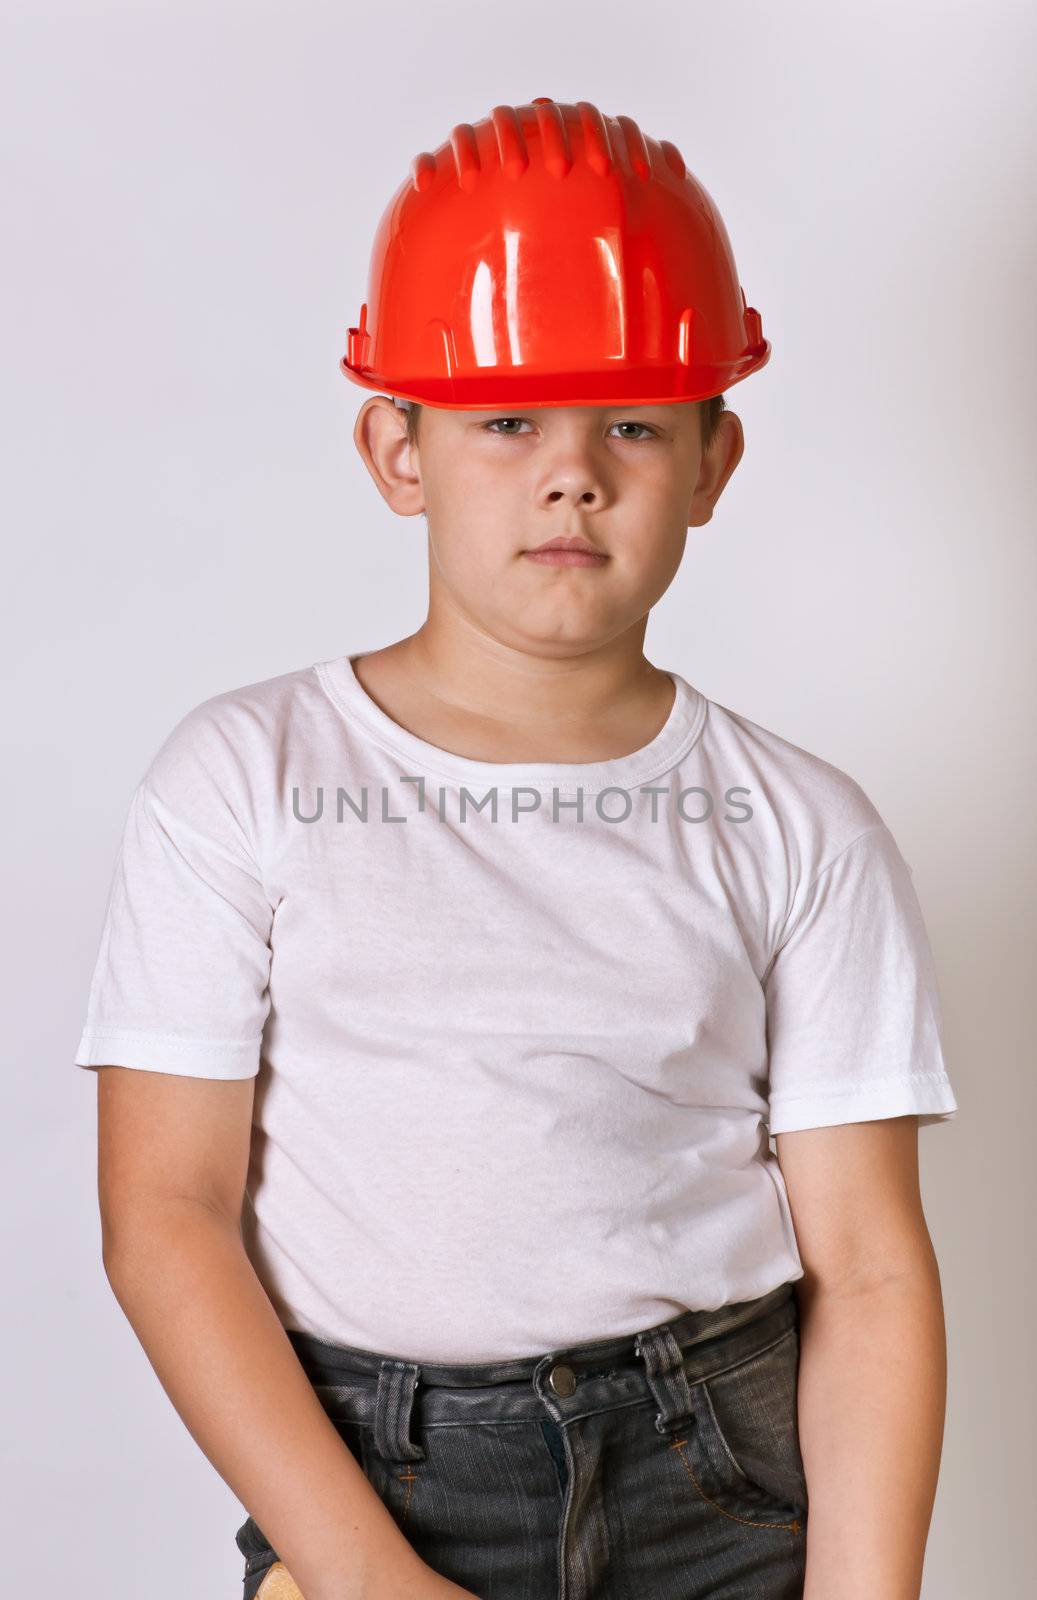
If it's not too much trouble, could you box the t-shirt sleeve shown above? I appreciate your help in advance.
[763,822,959,1134]
[74,711,275,1080]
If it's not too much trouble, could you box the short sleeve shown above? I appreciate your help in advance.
[763,823,959,1133]
[74,716,275,1080]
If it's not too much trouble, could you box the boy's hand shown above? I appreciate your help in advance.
[255,1566,305,1599]
[261,1557,481,1600]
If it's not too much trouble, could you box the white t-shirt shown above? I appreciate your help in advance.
[75,653,958,1361]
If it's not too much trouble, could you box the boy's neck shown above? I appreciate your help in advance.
[348,631,677,767]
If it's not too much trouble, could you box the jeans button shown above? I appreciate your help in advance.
[548,1362,577,1397]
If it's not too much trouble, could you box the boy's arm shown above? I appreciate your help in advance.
[97,1065,475,1600]
[775,1115,949,1600]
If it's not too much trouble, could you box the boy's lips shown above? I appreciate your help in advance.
[522,535,608,568]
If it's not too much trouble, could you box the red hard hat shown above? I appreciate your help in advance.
[340,97,769,410]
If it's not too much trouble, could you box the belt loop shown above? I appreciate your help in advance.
[372,1359,425,1462]
[634,1324,694,1436]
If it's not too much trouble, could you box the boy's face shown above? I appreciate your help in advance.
[354,398,743,658]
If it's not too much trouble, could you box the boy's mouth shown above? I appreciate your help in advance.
[523,535,608,568]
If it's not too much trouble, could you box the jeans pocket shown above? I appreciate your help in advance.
[236,1512,279,1597]
[235,1520,309,1599]
[677,1326,808,1533]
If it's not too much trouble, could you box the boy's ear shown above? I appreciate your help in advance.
[353,395,427,517]
[688,410,745,528]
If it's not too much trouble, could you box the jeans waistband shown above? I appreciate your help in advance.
[286,1281,796,1388]
[283,1280,799,1467]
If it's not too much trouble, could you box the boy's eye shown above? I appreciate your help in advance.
[482,418,657,439]
[484,417,531,435]
[611,421,656,440]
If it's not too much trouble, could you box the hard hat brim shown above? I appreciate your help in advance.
[339,345,770,411]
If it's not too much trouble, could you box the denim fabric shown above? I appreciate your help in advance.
[235,1280,808,1599]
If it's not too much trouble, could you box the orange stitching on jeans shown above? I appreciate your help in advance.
[667,1435,802,1535]
[395,1467,418,1524]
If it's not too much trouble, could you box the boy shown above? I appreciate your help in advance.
[76,98,958,1600]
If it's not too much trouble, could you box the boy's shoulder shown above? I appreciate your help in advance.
[137,658,332,794]
[700,690,888,849]
[175,657,322,722]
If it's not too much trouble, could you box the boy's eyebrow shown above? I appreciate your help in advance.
[462,403,684,418]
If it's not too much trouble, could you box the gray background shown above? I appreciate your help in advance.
[4,1,1034,1593]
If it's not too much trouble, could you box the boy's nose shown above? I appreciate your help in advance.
[544,485,600,506]
[539,464,605,509]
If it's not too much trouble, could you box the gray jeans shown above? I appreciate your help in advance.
[235,1279,808,1599]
